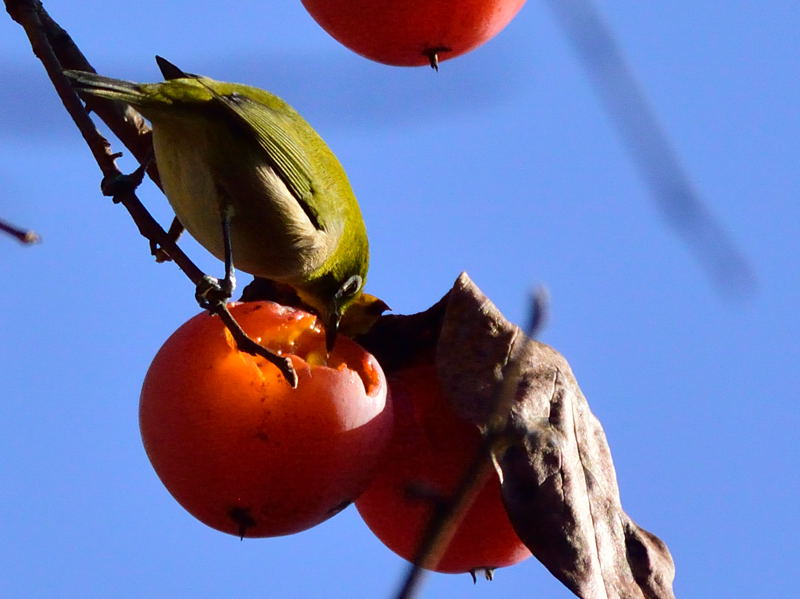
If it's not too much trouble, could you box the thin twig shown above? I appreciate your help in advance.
[393,292,549,599]
[96,163,204,283]
[526,285,550,340]
[6,0,297,385]
[33,1,158,183]
[393,438,495,599]
[6,0,117,176]
[544,0,755,296]
[215,304,298,387]
[0,217,40,244]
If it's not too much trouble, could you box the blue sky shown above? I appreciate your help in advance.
[1,1,798,597]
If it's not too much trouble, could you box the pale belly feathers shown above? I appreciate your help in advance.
[152,118,333,282]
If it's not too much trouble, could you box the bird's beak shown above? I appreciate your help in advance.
[324,309,342,354]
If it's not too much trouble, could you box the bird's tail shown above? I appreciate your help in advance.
[63,70,148,106]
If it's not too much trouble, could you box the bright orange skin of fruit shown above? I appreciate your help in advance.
[355,365,531,573]
[301,0,527,67]
[139,301,392,538]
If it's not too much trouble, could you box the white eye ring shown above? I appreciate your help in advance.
[339,275,362,299]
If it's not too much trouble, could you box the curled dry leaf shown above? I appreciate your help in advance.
[360,273,675,599]
[438,273,675,599]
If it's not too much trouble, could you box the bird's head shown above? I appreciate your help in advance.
[296,272,366,353]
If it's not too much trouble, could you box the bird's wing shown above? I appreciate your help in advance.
[211,92,324,231]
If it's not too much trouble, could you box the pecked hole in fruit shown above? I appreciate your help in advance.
[356,359,381,397]
[253,317,324,358]
[222,303,384,395]
[305,349,328,366]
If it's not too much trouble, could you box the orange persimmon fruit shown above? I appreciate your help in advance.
[355,364,531,573]
[139,301,392,538]
[301,0,527,68]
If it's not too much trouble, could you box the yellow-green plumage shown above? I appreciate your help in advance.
[64,60,368,338]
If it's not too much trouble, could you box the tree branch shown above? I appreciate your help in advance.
[0,217,40,244]
[5,0,298,384]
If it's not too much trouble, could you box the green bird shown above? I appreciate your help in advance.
[64,58,369,365]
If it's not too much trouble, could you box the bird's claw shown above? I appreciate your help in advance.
[196,278,298,387]
[196,274,235,307]
[195,275,233,310]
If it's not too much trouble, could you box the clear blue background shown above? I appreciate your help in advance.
[1,1,798,597]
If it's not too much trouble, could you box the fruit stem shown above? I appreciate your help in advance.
[423,46,451,71]
[228,506,256,540]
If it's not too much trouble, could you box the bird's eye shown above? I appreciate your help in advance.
[339,275,362,299]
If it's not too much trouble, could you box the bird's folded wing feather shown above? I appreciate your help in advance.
[213,93,324,231]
